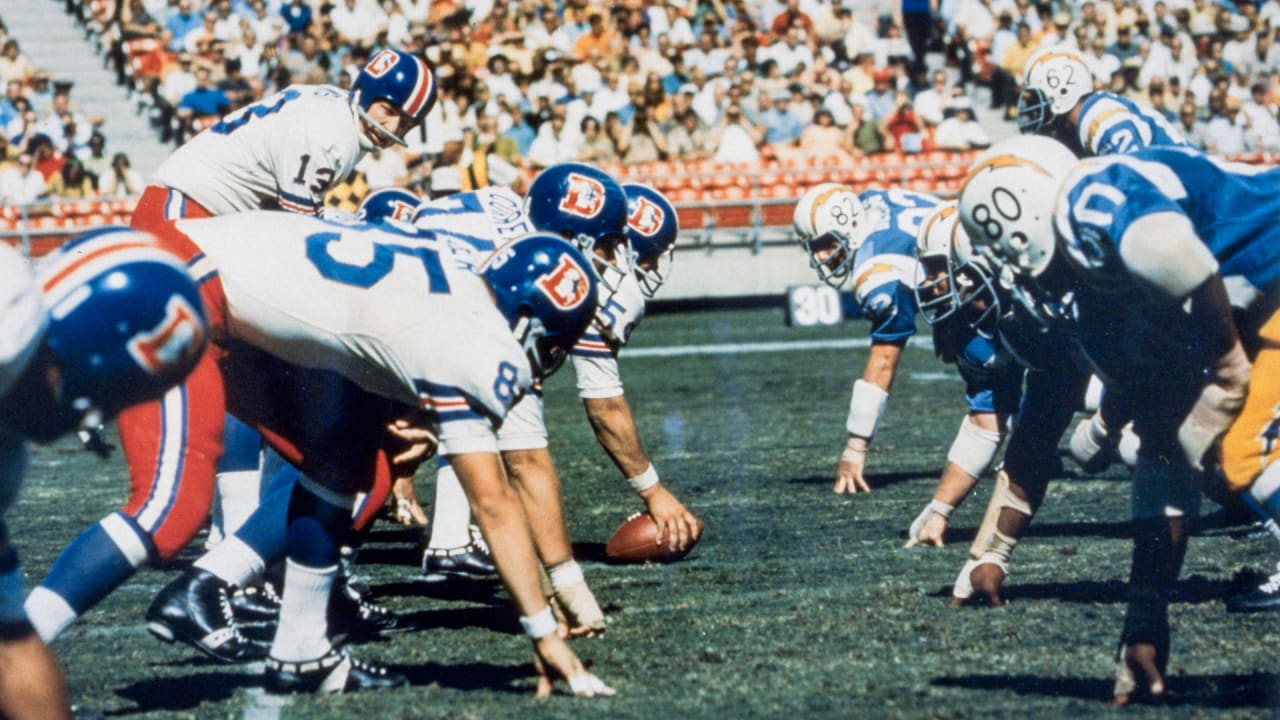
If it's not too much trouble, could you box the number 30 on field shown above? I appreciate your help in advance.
[785,284,843,327]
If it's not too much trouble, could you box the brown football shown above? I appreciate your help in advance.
[605,512,697,563]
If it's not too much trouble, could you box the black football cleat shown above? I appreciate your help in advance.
[421,543,496,583]
[264,648,408,694]
[146,569,268,662]
[230,578,282,622]
[1226,566,1280,613]
[328,577,414,640]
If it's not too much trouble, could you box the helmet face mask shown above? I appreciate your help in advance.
[949,224,1003,339]
[913,203,960,326]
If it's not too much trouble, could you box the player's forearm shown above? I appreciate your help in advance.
[450,452,548,616]
[584,395,651,479]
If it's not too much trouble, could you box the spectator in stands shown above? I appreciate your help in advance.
[933,96,990,149]
[912,69,950,126]
[164,0,203,52]
[175,66,231,144]
[794,108,853,161]
[527,110,577,168]
[758,89,805,144]
[709,100,763,162]
[5,105,35,149]
[848,99,886,154]
[280,0,314,37]
[0,154,43,204]
[78,131,110,184]
[26,73,54,117]
[615,103,669,163]
[1243,81,1280,149]
[880,92,926,151]
[46,157,95,199]
[27,134,63,184]
[357,145,411,190]
[500,101,536,155]
[219,58,256,111]
[767,24,816,78]
[0,80,23,130]
[1204,94,1248,152]
[574,10,621,63]
[666,109,712,161]
[575,115,616,162]
[865,68,897,119]
[0,40,37,85]
[0,132,13,170]
[282,33,329,85]
[900,0,935,70]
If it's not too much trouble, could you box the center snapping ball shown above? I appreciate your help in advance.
[605,512,698,563]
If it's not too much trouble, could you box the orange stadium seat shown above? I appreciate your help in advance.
[712,204,754,228]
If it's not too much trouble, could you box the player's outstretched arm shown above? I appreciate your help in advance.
[907,411,1004,547]
[583,395,703,551]
[835,340,904,494]
[450,451,613,697]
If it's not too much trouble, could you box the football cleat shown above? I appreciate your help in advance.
[264,647,408,694]
[328,576,415,639]
[421,543,496,583]
[146,569,268,663]
[229,578,282,622]
[1225,564,1280,613]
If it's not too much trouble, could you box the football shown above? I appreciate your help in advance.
[605,512,697,563]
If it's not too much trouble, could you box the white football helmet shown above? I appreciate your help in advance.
[957,136,1078,280]
[1017,46,1093,134]
[793,183,869,288]
[913,201,960,326]
[948,220,1002,338]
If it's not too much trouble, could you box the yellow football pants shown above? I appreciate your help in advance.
[1222,307,1280,492]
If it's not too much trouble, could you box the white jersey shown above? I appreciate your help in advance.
[0,244,45,399]
[152,85,368,217]
[174,211,531,455]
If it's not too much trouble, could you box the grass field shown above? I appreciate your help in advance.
[14,306,1280,719]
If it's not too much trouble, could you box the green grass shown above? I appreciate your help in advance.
[14,307,1280,718]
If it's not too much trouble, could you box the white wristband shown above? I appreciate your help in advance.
[626,464,660,493]
[519,606,558,639]
[846,379,888,438]
[927,499,955,518]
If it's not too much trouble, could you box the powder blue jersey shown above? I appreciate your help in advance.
[850,188,939,341]
[1075,92,1191,156]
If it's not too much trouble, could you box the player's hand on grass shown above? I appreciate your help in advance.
[551,580,607,638]
[904,500,952,548]
[532,635,614,698]
[641,485,703,552]
[950,558,1006,607]
[833,436,871,494]
[1112,641,1166,706]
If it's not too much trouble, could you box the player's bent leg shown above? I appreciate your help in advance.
[951,469,1032,607]
[265,477,405,694]
[207,415,265,549]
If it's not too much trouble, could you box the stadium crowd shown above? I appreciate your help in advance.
[30,0,1274,202]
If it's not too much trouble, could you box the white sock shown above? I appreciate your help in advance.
[429,463,472,549]
[193,536,266,587]
[269,559,336,662]
[213,469,263,541]
[23,588,76,643]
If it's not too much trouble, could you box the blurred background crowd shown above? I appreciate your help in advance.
[1,0,1278,201]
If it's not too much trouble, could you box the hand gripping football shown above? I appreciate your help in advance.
[605,513,697,563]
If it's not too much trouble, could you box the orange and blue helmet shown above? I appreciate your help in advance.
[621,183,678,298]
[351,48,437,146]
[524,163,629,292]
[357,187,420,225]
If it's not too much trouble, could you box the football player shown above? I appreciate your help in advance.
[411,165,702,634]
[904,203,1021,547]
[793,183,939,494]
[0,231,207,720]
[1017,45,1192,156]
[960,136,1279,704]
[106,211,611,695]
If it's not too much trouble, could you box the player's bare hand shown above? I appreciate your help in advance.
[642,485,704,552]
[390,474,429,526]
[950,559,1006,607]
[532,635,614,698]
[833,439,870,494]
[385,414,438,470]
[1112,641,1166,706]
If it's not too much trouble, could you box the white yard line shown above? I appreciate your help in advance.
[620,336,934,358]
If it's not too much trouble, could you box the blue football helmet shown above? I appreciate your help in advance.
[480,233,599,380]
[34,227,208,437]
[358,187,420,224]
[621,183,678,298]
[350,48,437,147]
[524,163,630,293]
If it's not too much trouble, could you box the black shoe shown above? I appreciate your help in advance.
[264,648,408,694]
[146,569,268,663]
[421,543,496,583]
[1226,566,1280,612]
[328,577,414,640]
[230,579,282,622]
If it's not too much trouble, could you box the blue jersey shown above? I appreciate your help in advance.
[850,188,939,341]
[933,313,1024,415]
[1075,92,1191,156]
[1056,147,1280,306]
